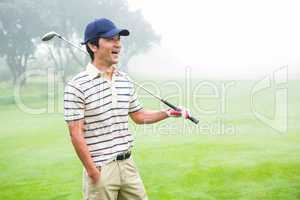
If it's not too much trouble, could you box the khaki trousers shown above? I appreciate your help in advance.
[83,157,148,200]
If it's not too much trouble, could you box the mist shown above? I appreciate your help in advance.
[128,0,300,79]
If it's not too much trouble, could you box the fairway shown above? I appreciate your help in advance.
[0,80,300,200]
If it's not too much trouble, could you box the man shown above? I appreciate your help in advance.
[64,18,190,200]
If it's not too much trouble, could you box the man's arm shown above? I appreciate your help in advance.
[67,120,100,184]
[129,109,169,124]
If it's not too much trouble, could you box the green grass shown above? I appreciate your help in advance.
[0,80,300,200]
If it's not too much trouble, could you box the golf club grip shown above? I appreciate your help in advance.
[161,99,199,124]
[187,115,199,124]
[161,99,178,110]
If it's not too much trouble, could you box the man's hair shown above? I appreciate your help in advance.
[86,38,100,61]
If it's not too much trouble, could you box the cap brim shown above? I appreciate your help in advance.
[102,28,130,38]
[81,28,129,45]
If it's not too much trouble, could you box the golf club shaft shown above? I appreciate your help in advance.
[42,31,199,124]
[58,36,89,55]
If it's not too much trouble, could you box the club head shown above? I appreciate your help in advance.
[41,31,60,41]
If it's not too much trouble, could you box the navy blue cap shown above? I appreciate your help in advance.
[81,18,129,45]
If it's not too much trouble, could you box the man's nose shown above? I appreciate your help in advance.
[114,41,121,49]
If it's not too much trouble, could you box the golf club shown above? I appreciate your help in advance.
[42,31,88,55]
[41,31,199,124]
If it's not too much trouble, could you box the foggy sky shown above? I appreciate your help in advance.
[127,0,300,79]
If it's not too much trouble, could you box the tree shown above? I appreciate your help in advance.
[118,9,160,71]
[0,0,160,84]
[0,0,46,84]
[39,0,160,74]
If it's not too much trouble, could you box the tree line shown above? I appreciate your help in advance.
[0,0,160,85]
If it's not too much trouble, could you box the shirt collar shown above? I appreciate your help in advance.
[86,63,121,80]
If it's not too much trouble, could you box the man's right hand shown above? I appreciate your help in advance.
[88,167,101,185]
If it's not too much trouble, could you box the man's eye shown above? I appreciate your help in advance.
[106,36,120,42]
[113,36,121,41]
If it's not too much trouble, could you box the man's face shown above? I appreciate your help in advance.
[94,34,122,65]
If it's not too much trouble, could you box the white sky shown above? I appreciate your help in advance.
[127,0,300,79]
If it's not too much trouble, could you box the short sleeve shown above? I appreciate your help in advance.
[128,88,143,113]
[64,83,85,122]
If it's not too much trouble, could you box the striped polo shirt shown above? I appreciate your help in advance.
[64,63,143,166]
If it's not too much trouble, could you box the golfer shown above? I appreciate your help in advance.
[64,18,190,200]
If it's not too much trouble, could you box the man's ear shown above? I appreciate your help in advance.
[87,42,98,53]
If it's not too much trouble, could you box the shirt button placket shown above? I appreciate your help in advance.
[111,76,117,109]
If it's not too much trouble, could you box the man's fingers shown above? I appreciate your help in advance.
[91,174,100,185]
[182,109,191,119]
[88,168,101,185]
[165,109,182,117]
[165,107,192,119]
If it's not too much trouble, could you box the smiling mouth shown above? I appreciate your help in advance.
[112,51,119,55]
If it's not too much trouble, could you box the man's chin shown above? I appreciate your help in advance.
[111,59,119,64]
[110,62,118,66]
